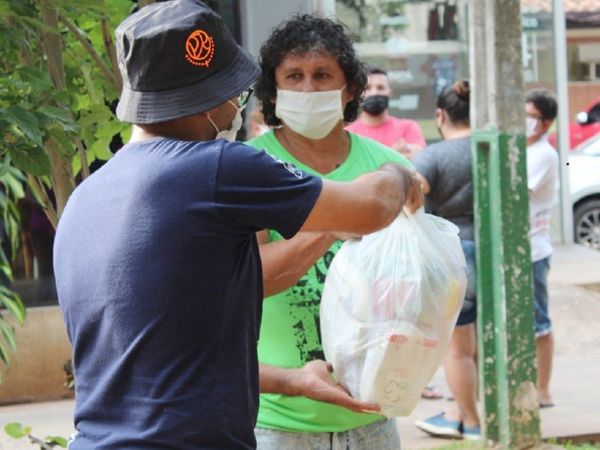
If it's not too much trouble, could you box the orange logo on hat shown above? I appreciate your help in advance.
[185,30,215,67]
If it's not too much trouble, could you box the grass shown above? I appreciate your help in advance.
[559,441,600,450]
[430,441,483,450]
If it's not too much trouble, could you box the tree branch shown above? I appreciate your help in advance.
[45,138,75,221]
[101,16,122,94]
[6,16,35,66]
[59,14,119,92]
[40,0,66,90]
[40,0,74,223]
[75,136,90,180]
[27,174,58,230]
[27,434,53,450]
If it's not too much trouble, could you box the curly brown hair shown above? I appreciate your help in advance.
[254,14,367,127]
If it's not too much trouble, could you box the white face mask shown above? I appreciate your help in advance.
[208,101,244,142]
[525,117,538,138]
[275,87,345,140]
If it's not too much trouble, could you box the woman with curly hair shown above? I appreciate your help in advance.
[246,14,420,450]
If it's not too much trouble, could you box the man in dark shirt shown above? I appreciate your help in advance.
[54,1,423,449]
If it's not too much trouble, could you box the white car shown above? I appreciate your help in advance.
[569,135,600,250]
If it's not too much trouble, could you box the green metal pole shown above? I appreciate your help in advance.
[472,130,540,448]
[469,0,541,447]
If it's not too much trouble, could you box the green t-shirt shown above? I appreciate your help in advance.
[247,131,412,432]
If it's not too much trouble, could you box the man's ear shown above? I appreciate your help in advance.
[540,119,553,134]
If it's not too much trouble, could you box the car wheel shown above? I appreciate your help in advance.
[574,199,600,250]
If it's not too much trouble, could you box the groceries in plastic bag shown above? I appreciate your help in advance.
[320,210,467,417]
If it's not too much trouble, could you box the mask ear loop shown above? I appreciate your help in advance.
[206,114,220,134]
[229,100,246,113]
[207,101,244,135]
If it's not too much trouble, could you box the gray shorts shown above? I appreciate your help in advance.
[255,418,400,450]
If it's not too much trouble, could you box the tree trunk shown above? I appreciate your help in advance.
[40,0,75,223]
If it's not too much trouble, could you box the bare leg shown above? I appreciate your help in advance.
[536,332,554,404]
[443,323,479,428]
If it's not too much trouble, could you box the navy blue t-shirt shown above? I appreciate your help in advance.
[54,138,322,449]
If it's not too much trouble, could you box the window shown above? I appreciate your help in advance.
[335,0,469,141]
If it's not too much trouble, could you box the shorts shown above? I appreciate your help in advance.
[255,418,400,450]
[456,239,477,327]
[533,256,552,337]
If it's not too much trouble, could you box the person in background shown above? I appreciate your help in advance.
[412,80,481,440]
[346,67,426,159]
[247,14,423,450]
[525,88,559,408]
[53,2,419,449]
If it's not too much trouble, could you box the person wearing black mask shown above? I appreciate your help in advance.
[346,67,426,159]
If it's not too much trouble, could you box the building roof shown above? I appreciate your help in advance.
[522,0,600,28]
[522,0,600,13]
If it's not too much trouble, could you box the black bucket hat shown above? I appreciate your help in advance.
[115,0,260,124]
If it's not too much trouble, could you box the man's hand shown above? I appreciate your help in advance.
[392,138,410,155]
[379,164,424,213]
[291,360,381,414]
[392,139,424,160]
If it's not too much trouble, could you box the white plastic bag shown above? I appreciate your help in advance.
[320,210,467,417]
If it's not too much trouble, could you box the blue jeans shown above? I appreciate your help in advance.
[533,256,552,337]
[255,419,400,450]
[456,239,477,326]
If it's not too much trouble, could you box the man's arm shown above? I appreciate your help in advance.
[392,120,426,158]
[259,362,380,414]
[258,230,338,297]
[392,139,425,159]
[299,163,423,235]
[259,164,422,297]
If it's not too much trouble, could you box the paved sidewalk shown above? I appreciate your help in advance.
[399,244,600,448]
[1,244,599,450]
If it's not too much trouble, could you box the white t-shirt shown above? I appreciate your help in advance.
[527,135,558,262]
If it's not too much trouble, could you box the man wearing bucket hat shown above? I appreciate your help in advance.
[54,1,423,449]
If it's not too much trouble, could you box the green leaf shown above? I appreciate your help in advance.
[77,107,111,129]
[47,125,76,157]
[0,320,17,351]
[0,160,8,178]
[45,436,68,447]
[0,287,26,324]
[4,422,31,439]
[8,145,51,176]
[0,344,9,364]
[89,137,112,161]
[120,125,132,144]
[37,105,73,125]
[1,168,26,199]
[5,107,42,146]
[93,144,112,161]
[16,67,53,92]
[71,151,81,176]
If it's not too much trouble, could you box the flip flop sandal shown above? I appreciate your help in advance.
[421,384,444,399]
